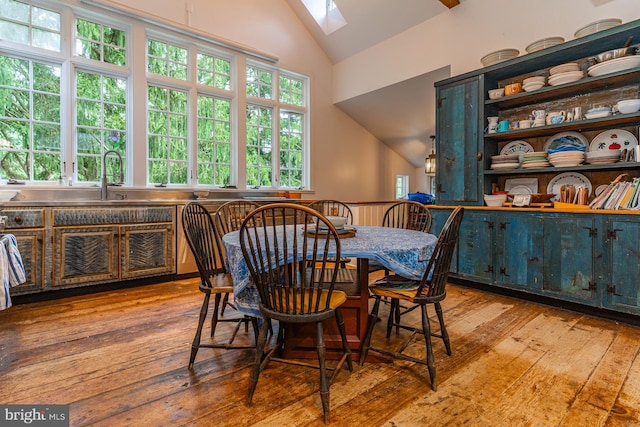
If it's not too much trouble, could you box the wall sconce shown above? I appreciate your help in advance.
[424,135,436,175]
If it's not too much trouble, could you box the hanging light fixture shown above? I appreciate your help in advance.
[424,135,436,175]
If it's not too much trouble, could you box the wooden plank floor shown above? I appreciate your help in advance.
[1,277,640,426]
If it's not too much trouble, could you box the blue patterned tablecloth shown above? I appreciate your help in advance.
[222,225,437,316]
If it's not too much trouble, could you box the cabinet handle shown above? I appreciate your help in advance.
[499,267,510,277]
[14,216,22,223]
[607,284,622,295]
[607,228,623,239]
[477,152,483,160]
[484,265,493,273]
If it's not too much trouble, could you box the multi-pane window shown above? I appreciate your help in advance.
[148,85,188,185]
[0,55,61,181]
[147,39,188,80]
[279,75,304,106]
[246,66,272,99]
[75,18,126,66]
[245,65,307,189]
[197,95,231,186]
[279,112,303,188]
[197,53,231,90]
[0,1,308,189]
[246,105,273,187]
[0,0,60,52]
[76,71,127,183]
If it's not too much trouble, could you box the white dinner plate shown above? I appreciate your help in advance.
[589,129,638,151]
[587,55,640,77]
[491,162,520,170]
[500,140,534,162]
[547,172,592,201]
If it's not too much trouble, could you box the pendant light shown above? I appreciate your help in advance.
[424,135,436,175]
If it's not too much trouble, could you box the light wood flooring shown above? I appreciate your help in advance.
[1,277,640,426]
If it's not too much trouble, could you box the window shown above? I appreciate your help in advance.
[0,55,61,181]
[246,105,273,187]
[395,175,409,199]
[0,1,308,190]
[246,64,308,189]
[147,85,188,185]
[76,71,127,183]
[75,18,126,66]
[147,38,187,80]
[197,95,231,185]
[0,0,61,51]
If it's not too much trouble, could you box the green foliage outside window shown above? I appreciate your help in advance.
[0,55,61,181]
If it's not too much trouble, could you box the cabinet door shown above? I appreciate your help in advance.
[429,208,455,272]
[120,223,175,279]
[496,213,544,291]
[8,229,44,294]
[603,217,640,314]
[53,226,119,287]
[455,211,494,283]
[542,215,597,304]
[435,76,481,204]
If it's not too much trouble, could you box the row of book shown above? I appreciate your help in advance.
[589,177,640,210]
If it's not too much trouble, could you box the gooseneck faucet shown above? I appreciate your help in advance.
[101,150,124,201]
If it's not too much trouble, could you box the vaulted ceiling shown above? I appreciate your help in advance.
[286,0,461,168]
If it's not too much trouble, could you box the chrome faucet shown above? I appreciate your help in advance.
[101,150,124,201]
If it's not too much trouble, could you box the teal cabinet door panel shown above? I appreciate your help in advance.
[604,218,640,312]
[456,211,494,283]
[542,216,597,304]
[498,213,544,291]
[436,77,480,205]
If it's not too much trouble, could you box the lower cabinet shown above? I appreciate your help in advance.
[447,209,639,316]
[601,215,640,315]
[50,206,175,290]
[10,228,45,294]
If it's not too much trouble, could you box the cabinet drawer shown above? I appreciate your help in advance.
[53,207,174,226]
[0,208,45,228]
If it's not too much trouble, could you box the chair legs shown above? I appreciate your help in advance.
[360,296,450,392]
[247,313,352,425]
[210,293,221,337]
[189,293,211,370]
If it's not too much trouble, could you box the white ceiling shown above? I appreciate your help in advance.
[286,0,460,168]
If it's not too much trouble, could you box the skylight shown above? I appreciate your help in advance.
[301,0,346,35]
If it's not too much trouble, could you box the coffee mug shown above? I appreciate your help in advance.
[497,120,510,132]
[546,110,566,125]
[519,119,532,129]
[511,121,520,129]
[487,116,499,134]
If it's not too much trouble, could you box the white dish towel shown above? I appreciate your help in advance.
[0,234,26,310]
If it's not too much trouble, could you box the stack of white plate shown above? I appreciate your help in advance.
[481,49,519,67]
[585,149,620,165]
[525,37,565,54]
[548,151,585,167]
[522,76,546,92]
[490,154,520,170]
[587,55,640,77]
[521,151,550,168]
[548,63,584,86]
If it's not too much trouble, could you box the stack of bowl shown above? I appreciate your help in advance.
[488,88,505,99]
[490,154,520,170]
[585,106,613,119]
[585,149,621,165]
[548,62,584,86]
[521,151,550,168]
[522,76,546,92]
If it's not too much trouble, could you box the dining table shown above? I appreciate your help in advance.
[222,225,437,358]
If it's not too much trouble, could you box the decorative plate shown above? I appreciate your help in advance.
[525,36,565,54]
[574,18,622,38]
[500,140,534,162]
[505,178,538,193]
[507,184,533,195]
[547,172,592,201]
[587,55,640,77]
[589,129,638,151]
[544,131,589,152]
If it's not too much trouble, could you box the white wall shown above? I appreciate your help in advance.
[94,0,404,202]
[333,0,640,102]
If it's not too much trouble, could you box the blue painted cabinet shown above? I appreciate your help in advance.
[456,210,494,284]
[435,76,481,205]
[601,216,640,314]
[496,212,544,291]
